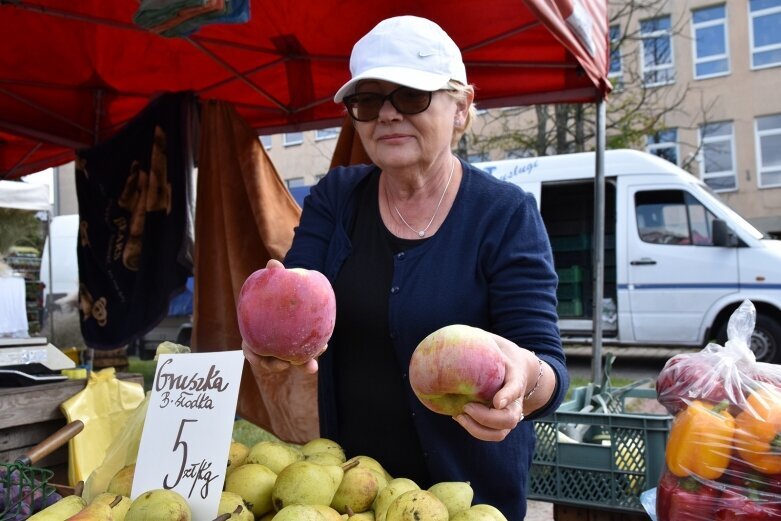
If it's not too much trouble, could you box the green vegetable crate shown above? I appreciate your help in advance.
[528,384,672,513]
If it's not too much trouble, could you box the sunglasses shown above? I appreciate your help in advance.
[343,86,438,122]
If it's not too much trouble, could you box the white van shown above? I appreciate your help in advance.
[476,149,781,363]
[40,213,79,305]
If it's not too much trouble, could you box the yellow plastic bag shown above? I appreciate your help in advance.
[81,391,150,502]
[80,341,191,501]
[60,367,145,486]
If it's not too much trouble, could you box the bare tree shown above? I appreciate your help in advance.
[465,0,715,162]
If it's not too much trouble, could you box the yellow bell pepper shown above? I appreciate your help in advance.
[734,387,781,474]
[665,400,736,480]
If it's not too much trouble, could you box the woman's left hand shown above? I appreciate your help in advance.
[453,334,549,442]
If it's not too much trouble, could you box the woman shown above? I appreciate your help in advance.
[243,15,568,520]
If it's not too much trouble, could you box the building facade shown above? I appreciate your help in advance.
[263,0,781,237]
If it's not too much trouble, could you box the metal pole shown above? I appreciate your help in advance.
[46,211,54,342]
[591,99,606,386]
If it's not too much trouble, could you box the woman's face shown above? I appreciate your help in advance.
[352,80,467,171]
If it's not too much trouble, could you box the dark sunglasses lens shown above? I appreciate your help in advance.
[345,93,383,121]
[390,88,432,115]
[344,88,433,121]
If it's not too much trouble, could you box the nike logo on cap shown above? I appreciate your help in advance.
[418,51,438,57]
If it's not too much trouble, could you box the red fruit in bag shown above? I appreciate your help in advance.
[656,353,742,415]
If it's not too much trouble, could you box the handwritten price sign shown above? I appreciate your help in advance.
[133,351,245,520]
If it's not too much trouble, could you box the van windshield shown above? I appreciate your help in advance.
[699,184,765,240]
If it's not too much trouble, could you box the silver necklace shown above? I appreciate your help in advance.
[390,157,456,238]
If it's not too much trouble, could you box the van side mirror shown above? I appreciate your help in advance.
[712,219,737,247]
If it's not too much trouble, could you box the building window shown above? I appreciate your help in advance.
[315,127,340,141]
[284,132,303,146]
[692,5,729,78]
[259,135,272,149]
[756,113,781,187]
[640,16,675,86]
[286,177,306,188]
[609,24,623,88]
[750,0,781,69]
[647,129,679,165]
[699,121,736,192]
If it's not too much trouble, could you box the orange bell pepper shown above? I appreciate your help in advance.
[665,400,736,480]
[734,387,781,475]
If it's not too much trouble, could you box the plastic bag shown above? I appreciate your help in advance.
[654,300,781,520]
[80,341,190,502]
[82,342,190,502]
[60,367,145,486]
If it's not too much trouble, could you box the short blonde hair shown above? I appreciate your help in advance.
[446,81,476,147]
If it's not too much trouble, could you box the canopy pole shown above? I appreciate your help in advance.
[46,211,55,342]
[591,98,606,386]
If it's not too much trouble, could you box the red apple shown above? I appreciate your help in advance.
[409,324,506,416]
[237,266,336,364]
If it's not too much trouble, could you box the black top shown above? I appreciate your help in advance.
[331,172,431,484]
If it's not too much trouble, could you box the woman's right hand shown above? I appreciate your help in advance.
[241,341,320,374]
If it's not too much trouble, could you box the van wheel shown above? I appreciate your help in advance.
[716,313,781,363]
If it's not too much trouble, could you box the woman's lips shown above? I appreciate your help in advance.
[378,134,410,143]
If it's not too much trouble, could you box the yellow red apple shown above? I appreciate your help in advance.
[237,265,336,364]
[409,324,506,416]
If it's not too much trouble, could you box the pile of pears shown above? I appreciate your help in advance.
[26,465,192,521]
[26,437,509,520]
[220,436,509,520]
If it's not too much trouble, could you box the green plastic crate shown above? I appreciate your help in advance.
[550,233,591,251]
[556,265,584,284]
[557,282,582,300]
[557,298,583,317]
[528,386,672,513]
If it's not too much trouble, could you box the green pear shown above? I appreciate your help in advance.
[245,440,303,474]
[125,489,191,521]
[216,491,253,521]
[272,504,328,521]
[344,456,392,481]
[330,465,382,514]
[256,513,275,521]
[224,463,276,517]
[272,460,344,510]
[470,504,509,520]
[428,481,474,516]
[306,452,348,466]
[106,464,136,498]
[226,441,250,477]
[346,511,375,520]
[385,490,448,521]
[302,438,347,463]
[91,493,132,521]
[373,478,420,521]
[313,504,345,521]
[27,495,86,521]
[64,498,113,520]
[450,507,498,521]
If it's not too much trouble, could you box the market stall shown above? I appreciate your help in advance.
[0,2,631,520]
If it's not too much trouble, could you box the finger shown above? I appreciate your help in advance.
[462,402,521,431]
[266,258,285,269]
[453,412,512,442]
[294,357,319,374]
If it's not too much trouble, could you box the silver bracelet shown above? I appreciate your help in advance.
[523,357,544,401]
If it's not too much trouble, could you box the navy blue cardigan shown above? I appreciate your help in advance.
[285,159,568,520]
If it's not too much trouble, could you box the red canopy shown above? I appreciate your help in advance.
[0,0,611,179]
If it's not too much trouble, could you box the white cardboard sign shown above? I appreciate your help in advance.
[133,351,245,520]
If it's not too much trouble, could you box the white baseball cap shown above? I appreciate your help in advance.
[333,16,468,103]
